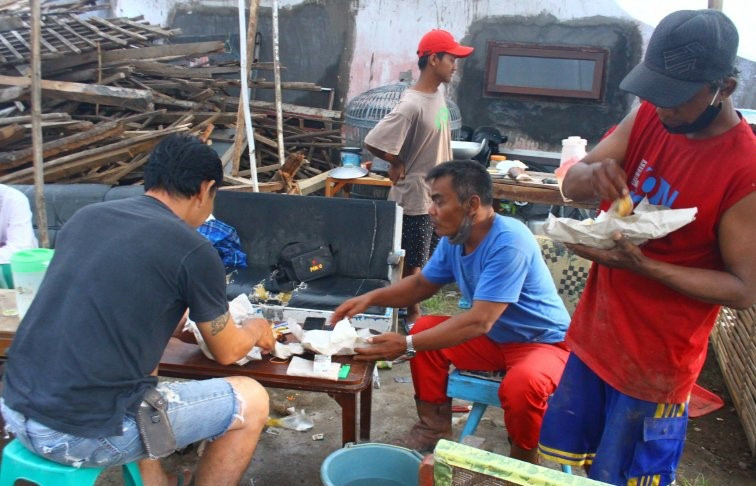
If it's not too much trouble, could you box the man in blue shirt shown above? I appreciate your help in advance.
[332,160,570,463]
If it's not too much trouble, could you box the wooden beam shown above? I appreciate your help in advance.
[131,60,241,79]
[0,75,153,110]
[0,124,24,148]
[0,121,124,170]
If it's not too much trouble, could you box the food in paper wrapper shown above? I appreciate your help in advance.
[611,194,634,217]
[543,197,697,249]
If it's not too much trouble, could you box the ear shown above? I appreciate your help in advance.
[468,195,481,213]
[198,179,216,205]
[721,77,737,98]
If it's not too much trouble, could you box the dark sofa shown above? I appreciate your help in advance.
[12,184,402,331]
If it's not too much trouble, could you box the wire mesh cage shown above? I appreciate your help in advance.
[344,82,462,152]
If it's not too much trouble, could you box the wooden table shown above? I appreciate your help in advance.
[492,171,596,209]
[159,338,374,446]
[0,291,374,446]
[325,172,392,198]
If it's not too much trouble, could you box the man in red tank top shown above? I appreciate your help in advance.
[538,9,756,486]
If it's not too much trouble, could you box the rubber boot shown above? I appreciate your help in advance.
[398,399,453,452]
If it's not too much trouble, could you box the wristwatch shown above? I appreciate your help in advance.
[405,335,416,358]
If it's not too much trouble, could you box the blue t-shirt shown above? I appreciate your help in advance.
[422,215,569,343]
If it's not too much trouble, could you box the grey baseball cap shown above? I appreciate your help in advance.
[620,9,738,108]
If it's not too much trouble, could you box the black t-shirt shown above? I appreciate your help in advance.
[2,195,228,438]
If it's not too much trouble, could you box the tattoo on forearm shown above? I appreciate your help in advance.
[210,311,230,335]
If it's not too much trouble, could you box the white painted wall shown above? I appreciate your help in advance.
[112,0,753,102]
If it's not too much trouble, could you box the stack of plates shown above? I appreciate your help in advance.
[330,166,368,180]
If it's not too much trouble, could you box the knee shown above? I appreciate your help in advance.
[499,367,554,414]
[410,315,450,335]
[225,376,269,427]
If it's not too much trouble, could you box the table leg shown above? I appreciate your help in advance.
[333,393,357,445]
[359,381,372,441]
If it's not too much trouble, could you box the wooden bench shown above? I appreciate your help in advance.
[159,338,374,446]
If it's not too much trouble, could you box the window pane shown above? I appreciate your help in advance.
[495,56,596,91]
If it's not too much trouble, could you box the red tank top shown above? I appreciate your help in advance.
[567,102,756,403]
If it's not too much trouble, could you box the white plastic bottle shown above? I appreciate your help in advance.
[556,136,587,201]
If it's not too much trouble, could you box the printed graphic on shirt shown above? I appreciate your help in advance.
[629,159,679,208]
[435,106,450,131]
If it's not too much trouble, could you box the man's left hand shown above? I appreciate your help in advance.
[566,232,646,271]
[354,332,407,362]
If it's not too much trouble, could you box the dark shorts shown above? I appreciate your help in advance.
[402,214,433,269]
[539,354,688,486]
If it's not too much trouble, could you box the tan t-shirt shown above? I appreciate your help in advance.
[364,88,452,215]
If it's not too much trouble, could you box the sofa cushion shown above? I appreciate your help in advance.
[288,276,389,315]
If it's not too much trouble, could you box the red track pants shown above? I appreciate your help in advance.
[409,315,569,450]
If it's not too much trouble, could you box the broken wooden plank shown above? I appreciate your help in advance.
[0,75,153,110]
[296,170,329,195]
[114,17,175,37]
[68,14,128,46]
[131,60,242,79]
[0,112,70,125]
[89,16,149,42]
[44,26,81,53]
[0,120,124,170]
[0,32,23,59]
[0,85,26,103]
[251,100,341,119]
[0,123,24,147]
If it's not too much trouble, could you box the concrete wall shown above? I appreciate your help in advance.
[111,0,755,150]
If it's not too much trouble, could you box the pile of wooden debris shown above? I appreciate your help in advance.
[0,2,342,194]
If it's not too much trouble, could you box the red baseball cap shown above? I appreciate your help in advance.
[417,29,474,58]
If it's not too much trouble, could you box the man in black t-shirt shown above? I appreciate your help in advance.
[1,135,275,486]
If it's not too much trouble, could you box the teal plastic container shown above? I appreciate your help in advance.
[320,443,422,486]
[340,147,361,167]
[10,248,54,319]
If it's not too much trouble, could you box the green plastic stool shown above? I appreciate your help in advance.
[0,439,143,486]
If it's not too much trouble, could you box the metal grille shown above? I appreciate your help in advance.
[343,82,462,149]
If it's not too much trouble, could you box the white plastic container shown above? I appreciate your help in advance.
[560,136,587,167]
[556,136,587,201]
[10,248,54,319]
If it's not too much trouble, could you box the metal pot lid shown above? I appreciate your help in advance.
[330,166,369,180]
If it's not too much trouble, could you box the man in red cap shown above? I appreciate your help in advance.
[364,29,473,327]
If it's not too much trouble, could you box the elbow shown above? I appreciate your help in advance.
[214,353,239,366]
[727,295,755,311]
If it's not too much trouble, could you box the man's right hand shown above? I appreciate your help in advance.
[331,294,371,324]
[586,158,629,201]
[242,318,276,352]
[388,161,405,184]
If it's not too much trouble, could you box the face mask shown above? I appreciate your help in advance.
[663,88,721,135]
[448,212,473,245]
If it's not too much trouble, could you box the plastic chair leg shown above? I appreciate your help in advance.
[122,461,144,486]
[459,402,487,440]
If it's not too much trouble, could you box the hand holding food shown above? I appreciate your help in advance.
[612,194,634,217]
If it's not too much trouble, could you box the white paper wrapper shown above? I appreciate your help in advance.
[298,319,372,356]
[286,356,341,381]
[543,197,697,249]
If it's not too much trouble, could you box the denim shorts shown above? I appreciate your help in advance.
[1,378,239,468]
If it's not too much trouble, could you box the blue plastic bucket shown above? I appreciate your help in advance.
[321,443,423,486]
[340,147,361,167]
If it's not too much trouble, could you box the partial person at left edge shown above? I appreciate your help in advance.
[1,134,276,486]
[0,184,38,287]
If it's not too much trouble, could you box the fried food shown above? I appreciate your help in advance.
[613,194,634,217]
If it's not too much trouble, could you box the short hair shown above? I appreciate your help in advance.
[418,52,446,70]
[426,160,493,206]
[144,134,223,198]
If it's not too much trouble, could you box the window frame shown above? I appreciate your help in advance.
[484,42,608,100]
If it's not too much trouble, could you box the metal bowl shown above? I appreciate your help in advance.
[451,140,486,159]
[330,166,369,180]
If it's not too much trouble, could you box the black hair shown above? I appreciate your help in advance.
[426,160,493,206]
[144,134,223,198]
[418,52,446,70]
[708,67,740,90]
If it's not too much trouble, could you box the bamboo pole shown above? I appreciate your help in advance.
[230,0,260,191]
[30,0,49,248]
[272,0,285,166]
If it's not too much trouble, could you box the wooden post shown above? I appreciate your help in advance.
[272,0,285,166]
[230,0,260,191]
[30,0,49,248]
[708,0,723,10]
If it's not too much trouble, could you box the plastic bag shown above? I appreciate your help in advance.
[267,408,314,432]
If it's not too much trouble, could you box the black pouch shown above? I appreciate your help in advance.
[136,387,176,459]
[263,241,335,292]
